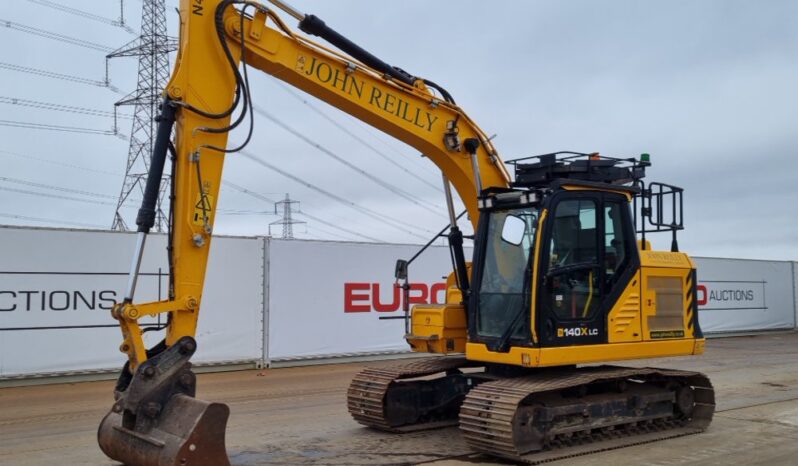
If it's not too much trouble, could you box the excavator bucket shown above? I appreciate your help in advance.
[97,337,231,466]
[98,395,229,466]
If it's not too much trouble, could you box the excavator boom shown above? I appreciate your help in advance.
[100,1,509,465]
[114,0,510,370]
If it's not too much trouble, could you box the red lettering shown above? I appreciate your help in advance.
[696,284,707,306]
[343,281,450,312]
[430,283,447,304]
[407,283,429,306]
[372,283,400,312]
[344,283,371,312]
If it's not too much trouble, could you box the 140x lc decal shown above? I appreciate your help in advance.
[557,327,599,338]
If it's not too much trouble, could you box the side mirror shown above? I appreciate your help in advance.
[501,215,526,246]
[394,259,408,281]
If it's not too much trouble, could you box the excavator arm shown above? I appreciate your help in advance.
[99,1,510,464]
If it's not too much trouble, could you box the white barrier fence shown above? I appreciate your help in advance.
[1,226,796,378]
[267,239,467,362]
[693,258,795,333]
[0,227,263,377]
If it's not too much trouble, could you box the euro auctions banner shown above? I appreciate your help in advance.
[266,239,470,361]
[0,226,263,377]
[694,257,795,333]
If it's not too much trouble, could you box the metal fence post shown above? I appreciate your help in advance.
[262,236,272,368]
[792,261,797,329]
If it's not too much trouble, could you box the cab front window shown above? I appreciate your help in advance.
[476,207,538,338]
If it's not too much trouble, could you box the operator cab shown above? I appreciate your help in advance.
[469,152,678,351]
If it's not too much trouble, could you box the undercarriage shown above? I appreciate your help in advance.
[347,358,715,463]
[347,357,479,432]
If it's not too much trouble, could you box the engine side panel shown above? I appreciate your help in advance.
[465,338,703,368]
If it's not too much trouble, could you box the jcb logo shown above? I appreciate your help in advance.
[557,327,598,338]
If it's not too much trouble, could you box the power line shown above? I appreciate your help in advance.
[27,0,135,34]
[0,163,388,242]
[296,212,382,242]
[240,150,431,240]
[213,209,272,216]
[0,119,121,137]
[275,84,444,194]
[212,206,262,214]
[0,149,121,176]
[292,204,382,242]
[0,176,118,199]
[0,19,115,53]
[0,150,381,242]
[0,177,139,208]
[303,224,359,242]
[253,105,445,216]
[0,62,119,92]
[0,212,106,229]
[223,181,382,242]
[0,96,132,119]
[0,185,118,207]
[0,177,143,210]
[286,86,441,179]
[222,180,383,242]
[241,148,436,238]
[238,150,429,237]
[222,181,279,204]
[299,227,356,242]
[346,112,442,178]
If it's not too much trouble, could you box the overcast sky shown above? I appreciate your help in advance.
[0,0,796,260]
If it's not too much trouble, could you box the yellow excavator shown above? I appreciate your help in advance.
[98,1,714,464]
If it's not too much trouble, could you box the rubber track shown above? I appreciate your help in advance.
[459,365,715,463]
[347,356,474,432]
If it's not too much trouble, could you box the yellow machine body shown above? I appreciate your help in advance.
[408,244,704,365]
[462,249,704,367]
[407,303,468,354]
[406,181,704,369]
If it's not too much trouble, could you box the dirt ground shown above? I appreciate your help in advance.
[3,333,798,465]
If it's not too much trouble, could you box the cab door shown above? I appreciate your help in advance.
[538,191,637,347]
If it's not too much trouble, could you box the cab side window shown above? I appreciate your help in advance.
[549,200,597,268]
[604,201,629,289]
[546,199,600,320]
